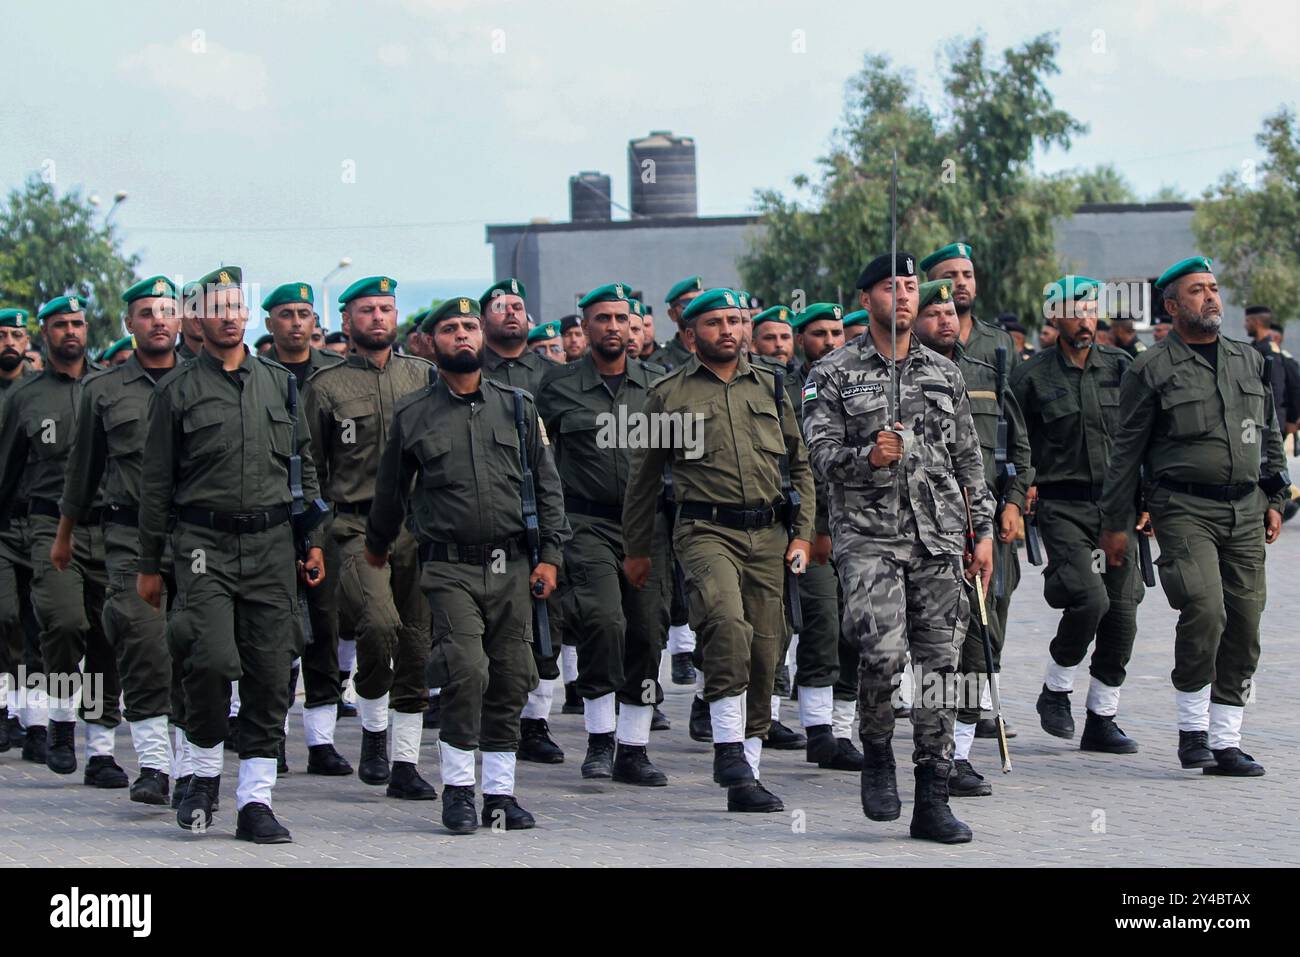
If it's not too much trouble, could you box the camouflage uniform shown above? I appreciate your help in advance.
[804,337,993,764]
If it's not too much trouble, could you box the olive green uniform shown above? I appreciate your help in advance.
[1012,345,1142,696]
[623,354,815,752]
[139,349,319,761]
[365,375,569,785]
[648,333,692,373]
[0,362,120,732]
[534,355,669,732]
[304,352,433,719]
[1099,331,1286,743]
[954,344,1033,725]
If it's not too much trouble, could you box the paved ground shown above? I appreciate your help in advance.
[2,527,1298,868]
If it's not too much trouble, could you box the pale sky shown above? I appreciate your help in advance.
[5,0,1298,306]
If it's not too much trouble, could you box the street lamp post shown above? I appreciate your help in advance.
[319,257,352,331]
[105,190,128,227]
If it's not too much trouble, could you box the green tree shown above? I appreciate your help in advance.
[0,175,139,348]
[1193,107,1300,322]
[1070,164,1138,204]
[740,34,1085,325]
[1148,184,1189,203]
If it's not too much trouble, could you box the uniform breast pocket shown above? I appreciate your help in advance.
[333,395,378,449]
[23,411,63,460]
[491,424,525,481]
[923,466,965,533]
[1040,389,1080,428]
[102,400,142,458]
[842,388,889,443]
[266,405,295,460]
[1099,388,1122,433]
[745,396,786,455]
[922,388,957,443]
[683,401,722,462]
[182,401,229,458]
[1159,388,1210,439]
[412,433,453,489]
[1236,377,1269,431]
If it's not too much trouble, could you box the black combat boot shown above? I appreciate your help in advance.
[1079,711,1138,754]
[482,794,535,830]
[712,742,754,787]
[948,758,992,797]
[909,760,973,844]
[21,724,47,763]
[171,775,192,809]
[562,682,583,715]
[235,802,292,844]
[1203,748,1265,777]
[975,715,1016,738]
[773,665,791,698]
[581,732,616,779]
[688,696,712,742]
[670,652,695,685]
[6,711,26,747]
[441,785,478,834]
[307,743,353,776]
[860,736,901,821]
[387,761,438,799]
[225,715,240,752]
[805,724,839,765]
[357,727,391,784]
[177,775,220,831]
[277,739,289,775]
[83,755,129,789]
[517,718,564,764]
[421,696,440,729]
[337,672,357,719]
[130,767,170,805]
[612,744,668,786]
[820,737,865,771]
[46,720,77,774]
[727,781,784,813]
[764,720,806,750]
[1177,730,1216,769]
[1036,685,1075,739]
[651,706,671,731]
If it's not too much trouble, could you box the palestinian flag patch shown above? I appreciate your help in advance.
[802,380,818,403]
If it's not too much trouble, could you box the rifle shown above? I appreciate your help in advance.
[1135,467,1156,587]
[513,390,553,658]
[772,368,804,633]
[287,376,330,644]
[961,487,1011,774]
[661,464,689,603]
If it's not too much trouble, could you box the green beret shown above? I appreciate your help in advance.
[338,275,396,305]
[1155,256,1213,290]
[406,307,431,330]
[123,275,177,304]
[196,266,243,289]
[101,336,134,361]
[842,309,870,329]
[527,321,561,343]
[918,279,955,310]
[736,291,752,310]
[578,283,630,309]
[480,278,526,311]
[666,275,703,304]
[254,333,274,349]
[791,303,843,331]
[919,242,974,274]
[262,282,315,312]
[423,296,482,333]
[0,308,30,328]
[680,288,741,322]
[628,299,644,317]
[37,294,89,321]
[1044,275,1101,302]
[753,305,792,329]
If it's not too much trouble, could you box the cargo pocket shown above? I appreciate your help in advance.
[425,608,453,690]
[1155,537,1204,610]
[1043,559,1088,610]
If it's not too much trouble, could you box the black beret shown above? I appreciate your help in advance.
[558,314,581,333]
[324,331,349,345]
[1096,319,1111,330]
[1002,320,1027,334]
[1244,305,1272,316]
[855,252,919,291]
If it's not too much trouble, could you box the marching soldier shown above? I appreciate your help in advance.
[527,320,566,363]
[1099,257,1288,777]
[178,282,205,359]
[262,282,349,776]
[1011,277,1144,754]
[559,314,587,362]
[0,294,123,785]
[364,295,570,834]
[804,253,993,844]
[1110,318,1146,359]
[477,278,565,763]
[841,309,870,343]
[54,277,182,804]
[535,283,671,786]
[624,287,814,814]
[0,307,47,761]
[639,306,660,361]
[913,279,1034,794]
[788,303,867,770]
[137,266,326,843]
[648,275,703,373]
[303,276,437,797]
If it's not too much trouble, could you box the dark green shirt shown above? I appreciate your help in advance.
[961,316,1021,372]
[647,333,692,373]
[955,344,1033,507]
[137,348,320,574]
[365,376,570,567]
[269,345,344,388]
[482,344,555,397]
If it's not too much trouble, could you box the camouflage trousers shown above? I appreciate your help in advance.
[835,537,967,765]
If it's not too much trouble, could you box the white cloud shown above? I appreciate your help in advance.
[118,33,270,113]
[377,42,411,67]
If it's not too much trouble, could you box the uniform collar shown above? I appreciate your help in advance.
[343,349,392,372]
[1165,329,1239,363]
[42,358,99,382]
[682,351,758,383]
[484,344,539,370]
[120,352,173,384]
[198,345,254,375]
[575,352,647,391]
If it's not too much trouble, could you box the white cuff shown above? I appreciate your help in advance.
[1208,702,1244,751]
[129,715,171,772]
[358,693,390,733]
[190,741,224,778]
[1044,660,1076,694]
[616,704,653,747]
[797,684,833,729]
[709,694,745,744]
[1175,686,1211,732]
[389,710,423,764]
[439,740,476,788]
[743,736,762,779]
[1085,678,1121,717]
[482,751,516,796]
[954,720,977,761]
[302,704,337,747]
[236,756,277,810]
[584,692,617,734]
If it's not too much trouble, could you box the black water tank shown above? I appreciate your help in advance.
[569,171,612,222]
[628,131,697,218]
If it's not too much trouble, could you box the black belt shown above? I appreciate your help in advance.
[334,500,372,516]
[1035,483,1102,503]
[7,501,28,519]
[678,501,778,530]
[177,504,291,533]
[1158,479,1256,502]
[419,539,522,565]
[29,498,103,525]
[564,494,622,521]
[103,504,138,527]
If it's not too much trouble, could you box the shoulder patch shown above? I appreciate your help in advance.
[841,382,884,399]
